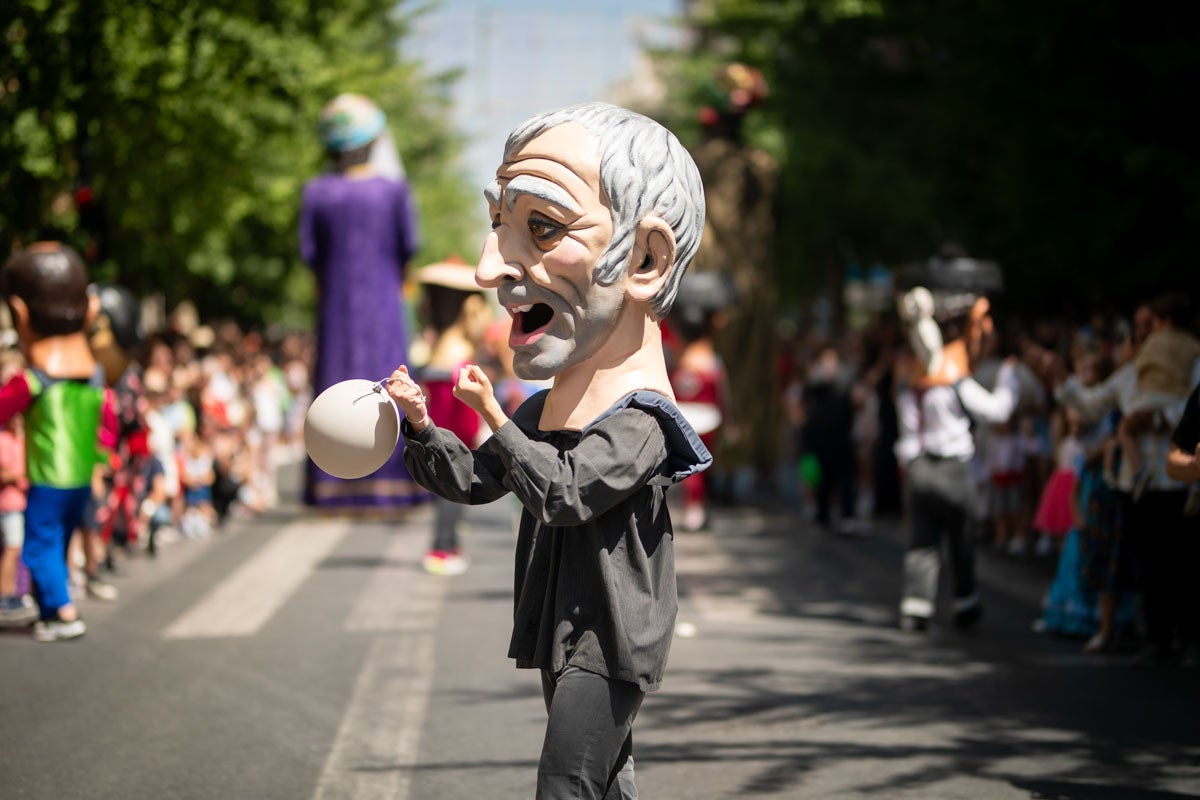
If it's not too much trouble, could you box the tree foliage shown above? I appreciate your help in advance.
[0,0,477,328]
[663,0,1200,317]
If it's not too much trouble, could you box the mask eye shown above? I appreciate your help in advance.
[528,214,563,242]
[491,214,501,230]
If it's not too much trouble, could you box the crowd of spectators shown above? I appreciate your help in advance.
[0,309,314,628]
[779,289,1200,666]
[4,283,1198,666]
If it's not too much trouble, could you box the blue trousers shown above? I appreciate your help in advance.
[22,485,91,618]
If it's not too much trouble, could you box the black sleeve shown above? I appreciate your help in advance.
[401,420,511,505]
[481,409,667,527]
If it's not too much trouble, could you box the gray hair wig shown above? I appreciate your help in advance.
[504,102,706,318]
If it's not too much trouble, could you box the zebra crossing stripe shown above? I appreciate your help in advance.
[312,633,437,800]
[162,518,350,639]
[344,530,449,633]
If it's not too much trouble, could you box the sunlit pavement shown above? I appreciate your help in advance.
[2,463,1197,799]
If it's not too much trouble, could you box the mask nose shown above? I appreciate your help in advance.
[475,230,523,288]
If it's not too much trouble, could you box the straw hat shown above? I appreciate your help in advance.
[414,256,480,292]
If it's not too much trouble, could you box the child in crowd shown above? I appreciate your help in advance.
[143,367,182,528]
[985,417,1026,553]
[282,347,312,461]
[0,350,34,625]
[1031,405,1085,556]
[178,429,216,538]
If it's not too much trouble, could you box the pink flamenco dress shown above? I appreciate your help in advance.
[1032,436,1085,539]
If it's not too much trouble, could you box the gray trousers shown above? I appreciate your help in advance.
[538,666,644,800]
[431,496,464,552]
[901,455,979,619]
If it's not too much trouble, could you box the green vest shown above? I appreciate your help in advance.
[23,367,106,488]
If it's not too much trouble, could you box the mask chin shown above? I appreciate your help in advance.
[512,352,557,382]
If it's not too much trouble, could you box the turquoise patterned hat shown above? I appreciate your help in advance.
[318,93,387,152]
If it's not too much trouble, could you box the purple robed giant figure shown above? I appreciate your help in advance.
[300,93,427,511]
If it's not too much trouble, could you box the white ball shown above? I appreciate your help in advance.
[304,379,400,479]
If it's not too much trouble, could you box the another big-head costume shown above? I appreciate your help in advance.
[0,242,115,625]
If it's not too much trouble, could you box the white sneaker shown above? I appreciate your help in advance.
[423,550,469,576]
[32,617,87,642]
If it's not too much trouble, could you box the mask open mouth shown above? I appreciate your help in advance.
[516,303,554,335]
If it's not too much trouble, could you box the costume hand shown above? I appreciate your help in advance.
[452,364,495,414]
[385,365,429,429]
[454,364,510,433]
[966,296,993,363]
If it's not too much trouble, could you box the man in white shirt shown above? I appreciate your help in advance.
[895,296,1019,632]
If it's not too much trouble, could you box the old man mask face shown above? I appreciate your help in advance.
[476,122,627,381]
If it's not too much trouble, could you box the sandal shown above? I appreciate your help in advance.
[1083,632,1113,654]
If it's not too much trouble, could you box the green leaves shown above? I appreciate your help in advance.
[0,0,476,327]
[661,0,1200,313]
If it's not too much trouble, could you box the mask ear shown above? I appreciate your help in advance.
[6,296,31,341]
[625,216,676,310]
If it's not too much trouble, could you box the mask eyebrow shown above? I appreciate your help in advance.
[483,180,502,208]
[502,174,582,215]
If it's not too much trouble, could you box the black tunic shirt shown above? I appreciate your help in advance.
[402,390,711,691]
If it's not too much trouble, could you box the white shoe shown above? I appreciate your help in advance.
[32,617,87,642]
[423,550,469,576]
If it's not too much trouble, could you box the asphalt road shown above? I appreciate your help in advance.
[2,462,1198,800]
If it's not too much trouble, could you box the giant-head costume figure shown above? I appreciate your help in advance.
[0,242,113,637]
[381,105,712,795]
[475,102,706,427]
